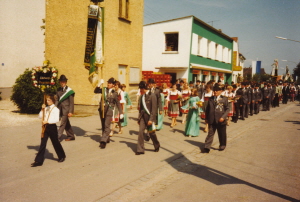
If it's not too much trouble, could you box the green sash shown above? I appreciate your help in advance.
[59,87,75,103]
[142,94,156,133]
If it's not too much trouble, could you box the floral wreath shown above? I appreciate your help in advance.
[31,60,57,89]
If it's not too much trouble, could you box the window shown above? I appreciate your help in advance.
[207,40,211,58]
[197,36,202,55]
[165,33,179,51]
[119,0,129,21]
[130,67,140,83]
[215,44,218,60]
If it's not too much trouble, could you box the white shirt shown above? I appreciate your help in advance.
[39,104,60,124]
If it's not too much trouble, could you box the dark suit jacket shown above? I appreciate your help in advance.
[236,88,249,104]
[56,86,74,116]
[138,92,157,124]
[94,87,123,116]
[151,87,163,111]
[262,87,271,99]
[205,95,229,125]
[282,86,290,95]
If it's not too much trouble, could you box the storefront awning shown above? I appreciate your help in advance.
[190,63,232,74]
[155,67,188,70]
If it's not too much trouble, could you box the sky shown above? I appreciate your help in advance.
[144,0,300,75]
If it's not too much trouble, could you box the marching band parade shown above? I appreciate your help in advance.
[31,75,299,166]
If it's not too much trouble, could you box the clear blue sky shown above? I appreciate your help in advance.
[144,0,300,75]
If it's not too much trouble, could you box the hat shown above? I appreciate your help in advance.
[213,85,222,91]
[107,77,116,84]
[148,78,156,84]
[232,85,237,88]
[139,81,147,89]
[58,74,68,81]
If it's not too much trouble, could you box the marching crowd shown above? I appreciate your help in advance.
[30,74,299,166]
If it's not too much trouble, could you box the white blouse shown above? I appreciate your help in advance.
[167,90,181,101]
[39,104,60,124]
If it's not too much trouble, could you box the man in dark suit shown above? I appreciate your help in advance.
[136,81,160,155]
[254,84,262,114]
[249,84,255,116]
[148,78,163,116]
[197,80,205,99]
[282,82,290,104]
[203,85,230,153]
[236,82,249,120]
[262,83,271,110]
[56,75,75,141]
[94,77,123,149]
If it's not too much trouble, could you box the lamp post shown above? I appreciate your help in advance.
[275,36,300,43]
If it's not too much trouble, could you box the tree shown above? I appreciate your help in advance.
[11,67,59,114]
[293,62,300,84]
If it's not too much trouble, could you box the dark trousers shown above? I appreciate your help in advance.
[35,124,66,163]
[240,104,246,119]
[137,117,160,153]
[58,115,74,138]
[263,97,270,110]
[282,94,288,104]
[245,103,250,117]
[254,101,260,114]
[233,102,240,122]
[204,121,227,150]
[249,101,255,115]
[273,94,279,107]
[99,109,112,143]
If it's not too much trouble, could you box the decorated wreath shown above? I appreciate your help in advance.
[31,60,58,92]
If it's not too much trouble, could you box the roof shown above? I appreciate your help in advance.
[144,15,233,41]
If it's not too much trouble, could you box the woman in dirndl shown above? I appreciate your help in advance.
[110,81,125,136]
[201,83,213,132]
[167,83,182,127]
[162,83,170,116]
[290,83,296,102]
[180,83,191,124]
[222,86,235,126]
[181,88,203,137]
[121,84,132,127]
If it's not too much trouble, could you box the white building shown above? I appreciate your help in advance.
[0,0,45,97]
[143,16,235,84]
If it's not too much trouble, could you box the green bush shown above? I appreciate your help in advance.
[10,68,59,114]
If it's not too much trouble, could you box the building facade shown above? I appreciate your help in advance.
[0,0,45,98]
[45,0,144,105]
[143,16,234,84]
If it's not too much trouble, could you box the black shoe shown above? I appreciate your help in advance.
[58,158,65,163]
[31,162,43,167]
[135,152,145,155]
[202,148,210,153]
[65,138,75,141]
[107,137,110,143]
[99,142,106,149]
[241,118,245,120]
[250,114,253,116]
[154,147,160,152]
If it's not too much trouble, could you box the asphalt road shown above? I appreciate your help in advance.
[0,102,299,202]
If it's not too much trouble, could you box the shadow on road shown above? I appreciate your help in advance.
[285,120,300,124]
[27,145,56,161]
[165,153,298,202]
